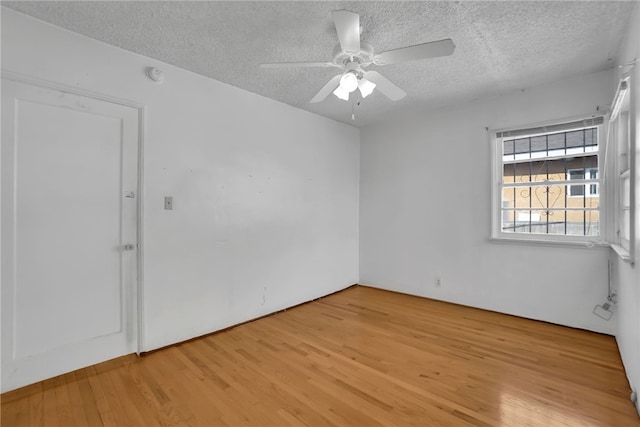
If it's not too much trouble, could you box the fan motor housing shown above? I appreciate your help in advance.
[332,42,374,68]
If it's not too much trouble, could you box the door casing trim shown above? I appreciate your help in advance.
[1,69,146,355]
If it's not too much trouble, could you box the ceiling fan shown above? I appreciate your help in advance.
[260,10,455,104]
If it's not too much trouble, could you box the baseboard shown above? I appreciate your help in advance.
[141,283,359,356]
[358,283,615,337]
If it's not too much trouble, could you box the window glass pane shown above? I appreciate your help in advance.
[529,186,548,209]
[503,184,575,210]
[544,185,567,209]
[566,184,600,201]
[506,158,597,184]
[497,124,600,238]
[502,163,515,183]
[561,210,599,236]
[618,112,630,172]
[531,210,547,234]
[502,188,515,208]
[514,138,529,155]
[523,158,567,182]
[543,209,566,235]
[566,130,585,148]
[569,169,584,180]
[502,224,515,233]
[565,157,598,170]
[503,139,514,156]
[584,128,597,147]
[532,185,561,209]
[622,209,630,242]
[547,133,565,153]
[567,166,598,197]
[515,211,532,233]
[515,187,531,209]
[500,209,517,233]
[585,211,599,236]
[622,176,631,206]
[566,186,599,207]
[530,135,547,155]
[501,208,599,237]
[569,183,585,196]
[502,210,534,233]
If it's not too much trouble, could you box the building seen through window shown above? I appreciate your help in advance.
[501,127,600,237]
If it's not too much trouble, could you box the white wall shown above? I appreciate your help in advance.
[612,1,640,412]
[361,69,615,335]
[1,8,359,352]
[3,3,636,397]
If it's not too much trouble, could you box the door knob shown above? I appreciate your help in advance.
[123,244,136,251]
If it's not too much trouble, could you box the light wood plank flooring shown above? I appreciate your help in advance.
[2,285,638,426]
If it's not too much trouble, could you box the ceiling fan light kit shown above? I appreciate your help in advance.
[339,71,359,92]
[333,85,350,101]
[357,78,376,98]
[260,9,455,108]
[332,73,376,101]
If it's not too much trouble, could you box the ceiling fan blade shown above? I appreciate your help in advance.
[260,61,336,69]
[310,74,342,103]
[364,71,406,101]
[375,39,455,65]
[332,10,360,54]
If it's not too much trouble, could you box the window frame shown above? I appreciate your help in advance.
[608,76,634,262]
[491,117,606,245]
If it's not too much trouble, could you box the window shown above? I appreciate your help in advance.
[493,117,604,241]
[608,76,633,260]
[568,168,598,197]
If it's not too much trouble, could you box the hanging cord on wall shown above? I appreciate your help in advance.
[607,257,617,303]
[593,258,617,320]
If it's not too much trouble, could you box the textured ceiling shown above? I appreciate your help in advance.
[2,1,634,127]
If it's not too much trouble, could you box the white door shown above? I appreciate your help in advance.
[1,79,139,392]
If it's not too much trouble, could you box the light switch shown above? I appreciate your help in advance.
[164,196,173,210]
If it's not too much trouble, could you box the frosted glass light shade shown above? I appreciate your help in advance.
[358,78,376,98]
[333,85,350,101]
[339,72,358,92]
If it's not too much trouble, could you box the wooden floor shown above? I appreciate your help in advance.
[2,286,638,426]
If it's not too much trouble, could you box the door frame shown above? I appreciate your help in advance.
[1,69,146,354]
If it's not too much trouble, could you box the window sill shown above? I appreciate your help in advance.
[610,244,634,263]
[489,236,610,249]
[490,237,634,262]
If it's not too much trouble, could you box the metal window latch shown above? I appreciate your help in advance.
[123,244,136,251]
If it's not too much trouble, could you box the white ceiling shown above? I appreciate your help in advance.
[2,1,634,127]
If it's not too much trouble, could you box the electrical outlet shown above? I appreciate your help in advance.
[435,277,442,288]
[164,196,173,210]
